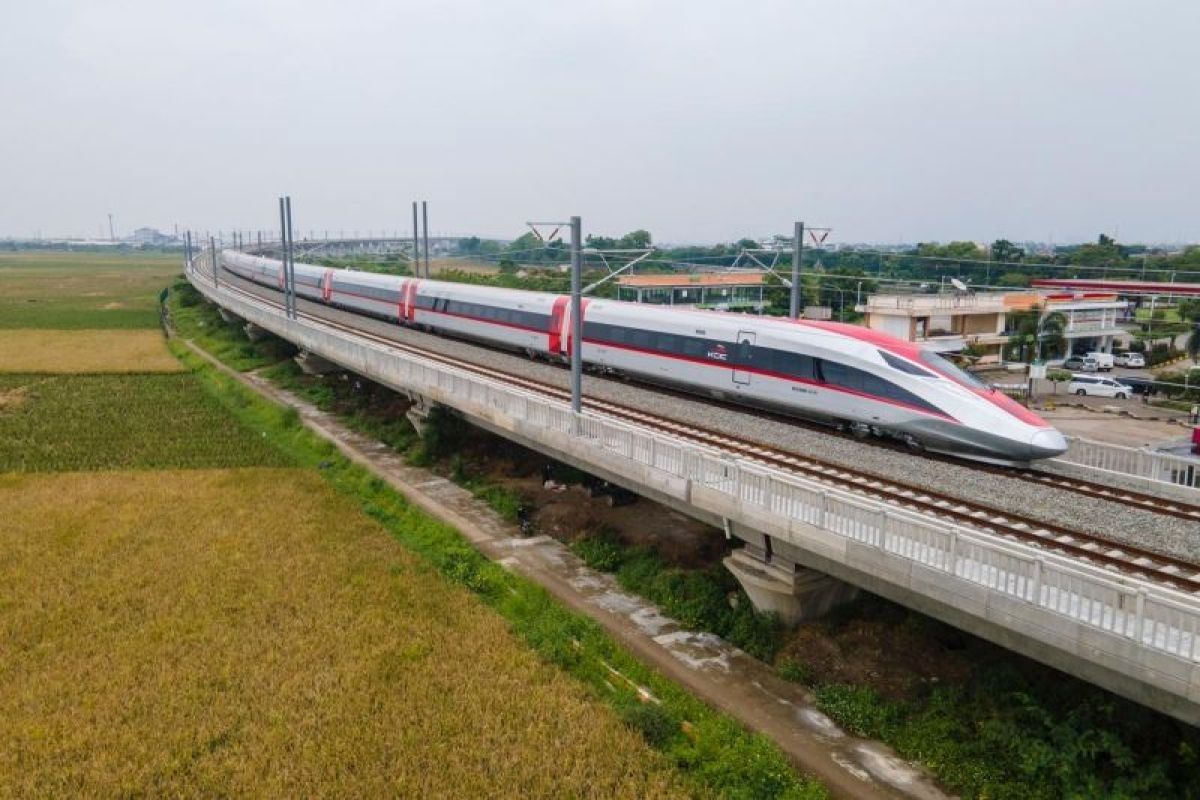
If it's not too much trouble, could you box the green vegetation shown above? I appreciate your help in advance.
[573,526,1200,799]
[812,667,1199,800]
[0,373,289,471]
[0,251,181,329]
[169,279,297,370]
[573,529,784,662]
[166,339,826,799]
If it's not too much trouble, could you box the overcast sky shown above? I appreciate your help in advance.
[2,1,1197,244]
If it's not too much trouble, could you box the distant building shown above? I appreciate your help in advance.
[129,227,175,246]
[616,273,767,310]
[856,290,1127,362]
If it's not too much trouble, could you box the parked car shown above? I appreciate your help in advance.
[1068,374,1133,399]
[1062,356,1099,372]
[1085,351,1115,371]
[1113,351,1146,368]
[1117,376,1157,395]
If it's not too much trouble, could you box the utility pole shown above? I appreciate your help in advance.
[570,216,583,415]
[412,202,420,277]
[421,201,430,278]
[790,221,804,319]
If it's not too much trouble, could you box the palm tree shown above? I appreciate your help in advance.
[1037,311,1067,361]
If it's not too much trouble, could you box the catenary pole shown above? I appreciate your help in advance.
[278,197,290,318]
[285,196,296,319]
[421,201,430,278]
[790,220,804,319]
[209,236,218,289]
[412,202,419,276]
[570,215,583,416]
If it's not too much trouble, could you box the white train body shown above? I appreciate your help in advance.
[220,251,1067,462]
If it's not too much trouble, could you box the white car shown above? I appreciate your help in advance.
[1068,374,1133,399]
[1113,352,1146,368]
[1085,351,1115,371]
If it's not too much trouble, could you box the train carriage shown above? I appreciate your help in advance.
[218,250,1067,462]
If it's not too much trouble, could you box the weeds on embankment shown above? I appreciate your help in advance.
[572,532,1200,800]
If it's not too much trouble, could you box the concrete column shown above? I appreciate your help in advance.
[294,350,341,376]
[404,393,438,436]
[724,547,859,626]
[217,308,243,324]
[243,323,270,341]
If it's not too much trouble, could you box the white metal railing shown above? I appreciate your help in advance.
[186,252,1200,681]
[1058,436,1200,490]
[862,293,1008,313]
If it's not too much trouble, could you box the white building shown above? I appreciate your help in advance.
[855,290,1127,362]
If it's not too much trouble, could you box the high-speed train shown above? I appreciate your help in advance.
[220,251,1068,462]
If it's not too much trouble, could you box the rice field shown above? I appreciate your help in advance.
[0,468,688,798]
[0,373,289,471]
[0,329,183,373]
[0,251,181,329]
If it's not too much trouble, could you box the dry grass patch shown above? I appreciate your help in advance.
[0,329,182,373]
[0,468,689,798]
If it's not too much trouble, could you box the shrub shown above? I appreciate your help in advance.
[618,701,680,748]
[777,659,814,685]
[573,530,626,572]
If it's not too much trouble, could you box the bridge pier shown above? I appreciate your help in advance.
[243,322,270,342]
[725,545,859,626]
[294,349,340,376]
[218,308,243,324]
[403,393,439,436]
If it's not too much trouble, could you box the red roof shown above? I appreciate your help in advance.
[1032,279,1200,297]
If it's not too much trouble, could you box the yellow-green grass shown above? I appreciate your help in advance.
[0,374,289,471]
[0,329,183,373]
[0,468,688,798]
[0,251,180,329]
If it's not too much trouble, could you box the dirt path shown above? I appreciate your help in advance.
[182,340,950,800]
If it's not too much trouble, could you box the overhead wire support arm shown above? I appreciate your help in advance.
[581,248,655,295]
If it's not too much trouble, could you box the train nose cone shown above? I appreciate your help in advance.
[1029,428,1068,460]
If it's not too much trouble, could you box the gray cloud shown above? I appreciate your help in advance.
[2,0,1197,243]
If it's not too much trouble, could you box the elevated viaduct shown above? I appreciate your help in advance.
[186,250,1200,726]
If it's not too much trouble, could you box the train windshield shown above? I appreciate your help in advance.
[919,350,989,390]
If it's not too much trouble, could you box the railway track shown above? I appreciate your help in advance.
[194,263,1200,593]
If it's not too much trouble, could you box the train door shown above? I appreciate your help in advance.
[549,296,568,356]
[732,330,756,386]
